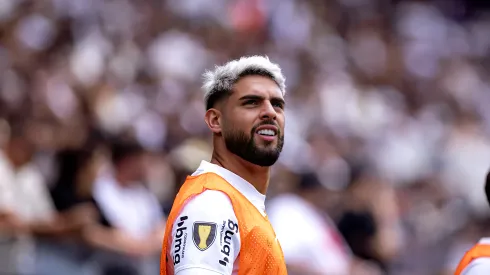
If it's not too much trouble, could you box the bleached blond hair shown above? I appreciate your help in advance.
[202,55,286,109]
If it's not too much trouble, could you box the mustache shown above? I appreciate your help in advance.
[252,120,280,134]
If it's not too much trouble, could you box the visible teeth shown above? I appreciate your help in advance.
[257,129,275,136]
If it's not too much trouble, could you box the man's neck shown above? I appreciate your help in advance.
[210,151,270,195]
[115,171,132,187]
[5,147,24,171]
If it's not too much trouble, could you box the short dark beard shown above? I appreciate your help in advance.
[223,122,284,167]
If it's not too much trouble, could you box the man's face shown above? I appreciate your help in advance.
[9,137,34,167]
[221,75,286,167]
[119,153,147,183]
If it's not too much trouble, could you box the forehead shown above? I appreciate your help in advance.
[231,75,284,100]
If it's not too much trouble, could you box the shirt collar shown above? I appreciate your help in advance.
[192,160,266,216]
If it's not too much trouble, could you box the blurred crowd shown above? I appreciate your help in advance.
[1,0,490,274]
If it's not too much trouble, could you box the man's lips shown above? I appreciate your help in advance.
[255,125,278,142]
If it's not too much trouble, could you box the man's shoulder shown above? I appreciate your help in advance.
[458,241,490,275]
[184,172,229,187]
[189,189,232,206]
[463,257,490,275]
[173,190,235,221]
[169,190,241,274]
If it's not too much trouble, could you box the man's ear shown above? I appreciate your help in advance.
[204,108,222,134]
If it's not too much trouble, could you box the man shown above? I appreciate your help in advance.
[86,140,165,275]
[161,56,288,275]
[455,171,490,274]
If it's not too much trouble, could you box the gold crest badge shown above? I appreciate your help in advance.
[192,222,217,251]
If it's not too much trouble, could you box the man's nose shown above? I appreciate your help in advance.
[260,101,277,120]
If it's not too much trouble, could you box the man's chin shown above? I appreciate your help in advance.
[248,152,281,167]
[257,159,280,167]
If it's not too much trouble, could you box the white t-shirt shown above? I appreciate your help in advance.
[92,173,163,238]
[461,238,490,275]
[267,194,351,274]
[0,151,54,222]
[169,161,267,275]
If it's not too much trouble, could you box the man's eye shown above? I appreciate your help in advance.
[244,100,258,106]
[273,102,284,109]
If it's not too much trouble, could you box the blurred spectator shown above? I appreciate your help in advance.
[267,172,352,274]
[36,141,103,275]
[50,138,105,213]
[85,140,165,275]
[0,118,95,274]
[338,169,404,273]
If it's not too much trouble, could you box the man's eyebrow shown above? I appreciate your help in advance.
[270,97,286,106]
[238,95,285,105]
[238,95,265,101]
